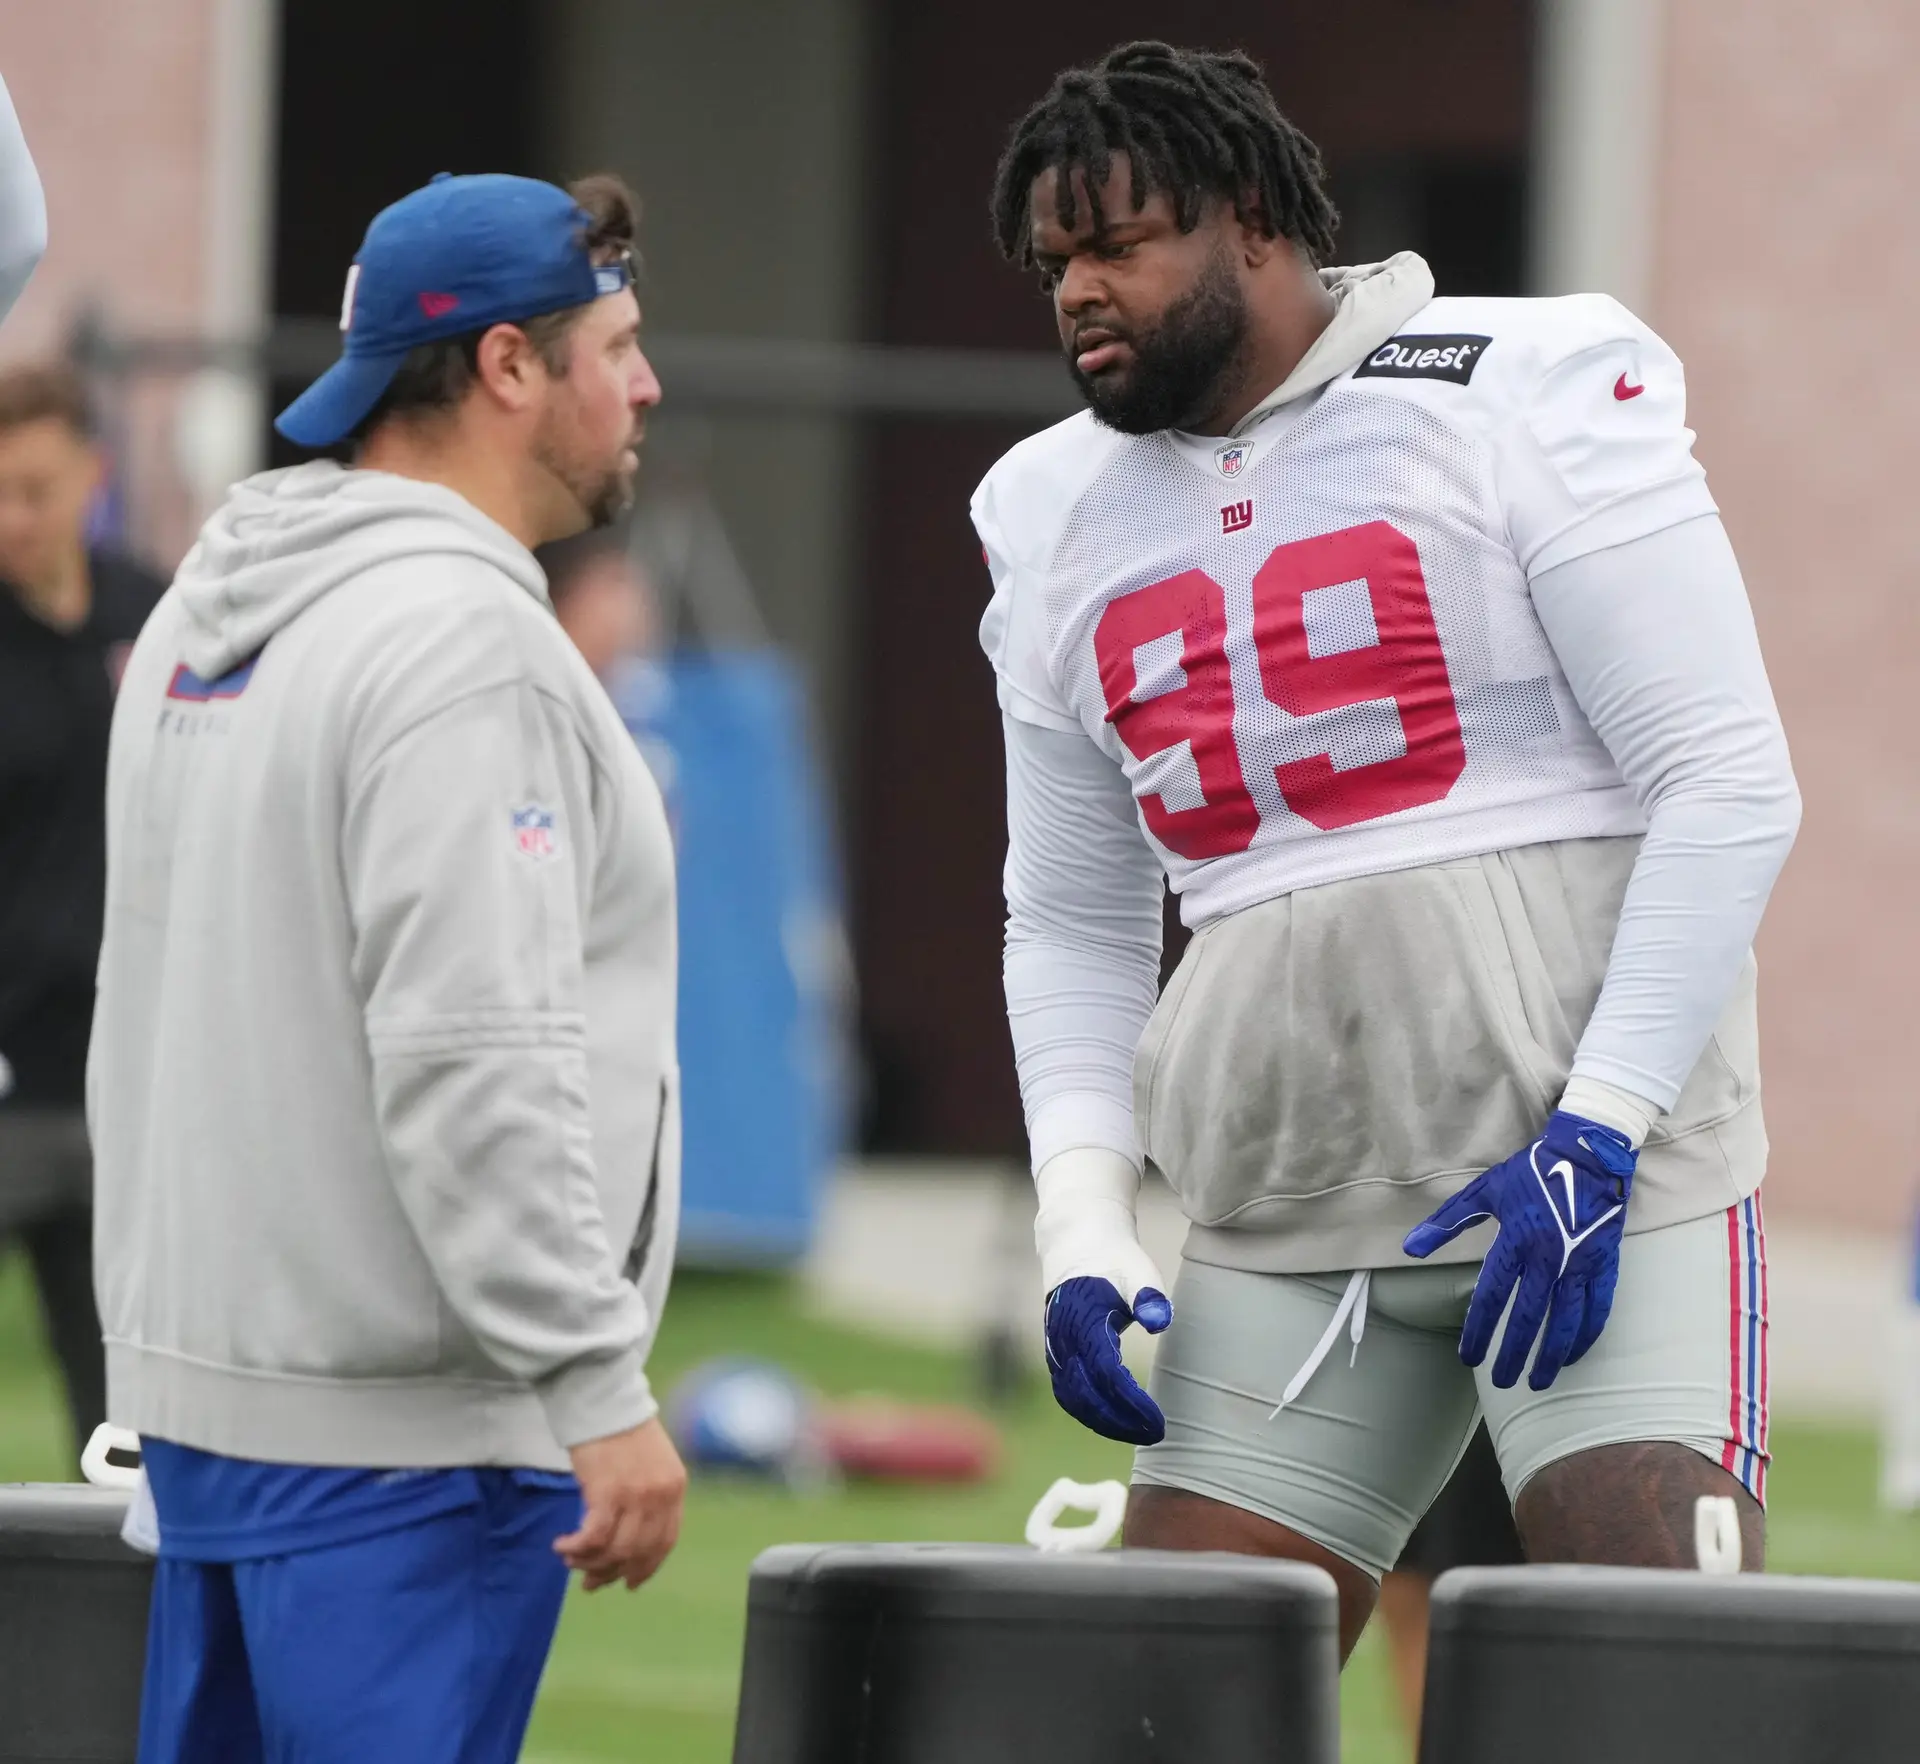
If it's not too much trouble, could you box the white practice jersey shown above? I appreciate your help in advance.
[975,293,1719,929]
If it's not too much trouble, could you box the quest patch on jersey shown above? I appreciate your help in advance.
[1352,333,1493,386]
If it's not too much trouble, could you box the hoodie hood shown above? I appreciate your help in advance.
[172,460,547,680]
[1225,250,1437,437]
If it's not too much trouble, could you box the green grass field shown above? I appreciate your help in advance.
[3,1246,1917,1763]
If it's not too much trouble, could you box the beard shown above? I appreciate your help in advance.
[1068,244,1251,435]
[578,457,637,530]
[533,408,640,531]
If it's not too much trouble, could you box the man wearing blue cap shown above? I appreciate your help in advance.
[89,170,684,1762]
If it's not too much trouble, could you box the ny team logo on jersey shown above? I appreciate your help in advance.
[1214,442,1250,478]
[512,804,558,858]
[1353,333,1493,385]
[1221,499,1254,534]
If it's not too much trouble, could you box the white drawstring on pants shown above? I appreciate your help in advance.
[1269,1269,1371,1418]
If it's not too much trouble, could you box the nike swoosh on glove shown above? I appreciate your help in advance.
[1402,1110,1637,1391]
[1044,1277,1173,1446]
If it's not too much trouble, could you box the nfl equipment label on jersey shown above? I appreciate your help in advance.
[1353,333,1493,385]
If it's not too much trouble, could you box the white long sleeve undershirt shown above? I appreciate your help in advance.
[1003,711,1165,1171]
[1001,512,1800,1170]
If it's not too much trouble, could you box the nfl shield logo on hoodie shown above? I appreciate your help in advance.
[511,804,557,859]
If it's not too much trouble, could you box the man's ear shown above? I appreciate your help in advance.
[473,322,544,413]
[1238,205,1286,269]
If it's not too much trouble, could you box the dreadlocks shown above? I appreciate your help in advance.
[990,40,1340,269]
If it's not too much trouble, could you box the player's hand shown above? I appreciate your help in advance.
[1034,1147,1173,1446]
[557,1416,687,1591]
[1402,1110,1637,1391]
[1044,1277,1173,1445]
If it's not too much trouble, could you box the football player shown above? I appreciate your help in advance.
[975,41,1798,1657]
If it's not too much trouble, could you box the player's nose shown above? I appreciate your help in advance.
[1054,252,1108,317]
[630,348,663,411]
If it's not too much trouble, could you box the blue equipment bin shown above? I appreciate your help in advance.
[618,651,846,1266]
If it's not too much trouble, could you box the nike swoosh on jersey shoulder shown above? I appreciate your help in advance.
[1453,293,1682,386]
[1344,292,1688,429]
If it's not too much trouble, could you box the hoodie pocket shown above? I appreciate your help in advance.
[623,1074,670,1285]
[1137,863,1561,1229]
[1132,920,1214,1164]
[1475,838,1754,1144]
[622,1065,680,1361]
[1654,953,1758,1143]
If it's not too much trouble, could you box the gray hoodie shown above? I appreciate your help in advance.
[90,461,679,1470]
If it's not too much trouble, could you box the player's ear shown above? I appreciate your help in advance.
[1236,198,1283,269]
[1242,231,1283,270]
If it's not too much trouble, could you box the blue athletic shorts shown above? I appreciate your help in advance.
[136,1469,580,1764]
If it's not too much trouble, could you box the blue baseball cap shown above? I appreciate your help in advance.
[275,172,633,449]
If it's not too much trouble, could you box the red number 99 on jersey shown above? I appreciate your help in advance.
[1093,520,1466,856]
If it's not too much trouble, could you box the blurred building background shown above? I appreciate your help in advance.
[2,0,1916,1399]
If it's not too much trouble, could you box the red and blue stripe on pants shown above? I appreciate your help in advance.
[1721,1193,1770,1502]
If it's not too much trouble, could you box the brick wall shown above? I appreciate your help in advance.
[1654,0,1920,1231]
[1,0,231,563]
[1,0,216,348]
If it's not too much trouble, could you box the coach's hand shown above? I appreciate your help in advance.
[1034,1148,1173,1446]
[559,1416,687,1591]
[1403,1110,1637,1392]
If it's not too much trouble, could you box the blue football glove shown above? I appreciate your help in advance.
[1403,1110,1637,1391]
[1043,1277,1174,1446]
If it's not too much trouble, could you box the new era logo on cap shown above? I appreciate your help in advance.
[417,291,460,319]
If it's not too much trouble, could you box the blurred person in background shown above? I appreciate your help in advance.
[0,364,165,1465]
[539,524,657,683]
[0,69,46,326]
[538,528,676,811]
[91,172,684,1764]
[541,518,855,1277]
